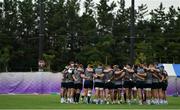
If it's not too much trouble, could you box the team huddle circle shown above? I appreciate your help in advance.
[60,62,168,105]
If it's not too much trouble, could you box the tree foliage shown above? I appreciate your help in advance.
[0,0,180,71]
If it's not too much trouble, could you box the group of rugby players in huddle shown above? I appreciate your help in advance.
[60,61,168,105]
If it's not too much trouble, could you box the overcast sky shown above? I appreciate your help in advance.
[92,0,180,9]
[79,0,180,14]
[1,0,179,15]
[1,0,179,9]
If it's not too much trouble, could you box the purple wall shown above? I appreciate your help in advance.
[0,72,179,95]
[0,72,61,94]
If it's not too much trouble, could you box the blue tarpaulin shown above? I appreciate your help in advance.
[173,64,180,77]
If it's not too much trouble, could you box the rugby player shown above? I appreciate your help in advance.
[160,65,168,104]
[73,64,84,103]
[134,63,147,105]
[123,64,135,104]
[103,65,114,104]
[151,63,161,104]
[144,64,153,105]
[94,64,104,104]
[66,61,75,103]
[82,64,94,104]
[113,65,125,104]
[60,66,68,103]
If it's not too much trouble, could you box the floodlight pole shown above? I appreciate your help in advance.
[38,0,44,60]
[38,0,45,71]
[130,0,135,65]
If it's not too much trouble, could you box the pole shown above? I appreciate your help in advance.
[175,77,178,96]
[38,0,44,70]
[105,56,108,65]
[130,0,135,65]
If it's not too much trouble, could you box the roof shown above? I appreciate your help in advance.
[163,64,180,77]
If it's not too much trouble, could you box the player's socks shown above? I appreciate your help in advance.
[76,93,80,103]
[104,98,107,103]
[67,98,70,103]
[112,100,115,104]
[164,100,168,104]
[133,98,137,103]
[153,99,156,104]
[76,94,79,103]
[159,99,163,104]
[124,93,127,103]
[87,96,91,103]
[96,99,99,104]
[70,97,74,103]
[155,99,159,104]
[74,94,77,103]
[154,99,157,104]
[138,100,143,105]
[69,98,71,103]
[60,97,64,103]
[106,101,109,104]
[127,99,131,105]
[146,99,151,105]
[64,98,67,103]
[72,97,75,103]
[93,99,97,104]
[81,95,84,102]
[100,99,104,104]
[151,99,154,104]
[84,97,88,103]
[87,91,92,103]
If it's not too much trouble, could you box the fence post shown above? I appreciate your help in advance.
[5,66,8,72]
[175,77,179,96]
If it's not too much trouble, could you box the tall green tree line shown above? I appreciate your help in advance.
[0,0,180,71]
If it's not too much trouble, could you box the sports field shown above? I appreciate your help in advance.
[0,95,180,109]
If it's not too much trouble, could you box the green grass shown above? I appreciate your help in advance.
[0,95,180,109]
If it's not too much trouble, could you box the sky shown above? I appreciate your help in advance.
[0,0,179,9]
[1,0,179,15]
[79,0,180,15]
[92,0,180,9]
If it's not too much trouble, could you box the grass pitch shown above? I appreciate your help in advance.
[0,95,180,109]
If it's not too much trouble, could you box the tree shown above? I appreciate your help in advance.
[43,0,68,71]
[65,0,81,60]
[43,53,55,71]
[0,0,180,71]
[135,4,153,63]
[147,3,168,63]
[12,0,38,71]
[0,47,10,72]
[111,0,131,64]
[96,0,116,36]
[164,6,180,63]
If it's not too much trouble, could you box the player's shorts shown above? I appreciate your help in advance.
[161,82,168,91]
[145,83,152,88]
[104,82,114,89]
[123,81,134,88]
[84,80,93,89]
[74,83,82,89]
[114,84,123,89]
[152,82,160,89]
[66,82,74,88]
[133,81,136,87]
[158,82,163,89]
[136,81,145,89]
[61,82,67,88]
[94,82,104,88]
